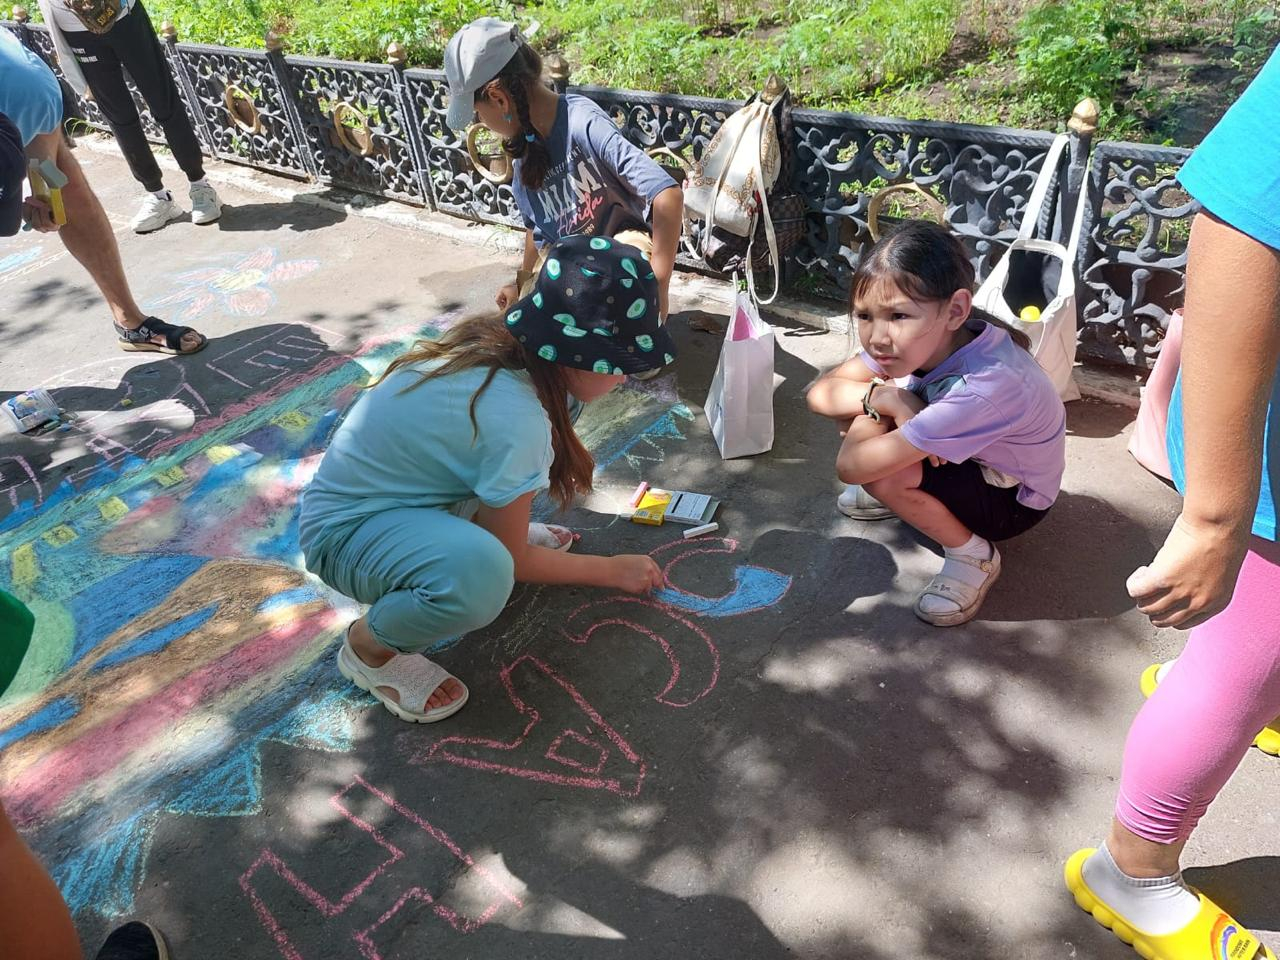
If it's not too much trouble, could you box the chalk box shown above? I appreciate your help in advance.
[630,488,720,526]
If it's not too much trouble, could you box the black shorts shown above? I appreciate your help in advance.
[919,459,1050,542]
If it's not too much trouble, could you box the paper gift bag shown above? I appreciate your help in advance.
[705,286,776,459]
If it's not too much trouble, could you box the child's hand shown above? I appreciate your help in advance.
[872,386,926,425]
[1127,513,1250,629]
[608,555,664,593]
[21,196,57,233]
[496,283,519,310]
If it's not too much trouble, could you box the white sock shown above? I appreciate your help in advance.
[918,534,994,616]
[941,534,993,590]
[150,188,172,201]
[189,176,210,188]
[1080,842,1200,935]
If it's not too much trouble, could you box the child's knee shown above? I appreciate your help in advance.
[447,535,515,630]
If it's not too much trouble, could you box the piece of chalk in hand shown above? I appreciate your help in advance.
[629,481,650,507]
[683,522,719,539]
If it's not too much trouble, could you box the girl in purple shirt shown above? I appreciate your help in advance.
[808,221,1066,626]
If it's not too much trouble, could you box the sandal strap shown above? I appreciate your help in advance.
[919,573,983,603]
[115,317,199,351]
[353,650,450,707]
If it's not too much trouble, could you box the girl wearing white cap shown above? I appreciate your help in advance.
[444,18,683,328]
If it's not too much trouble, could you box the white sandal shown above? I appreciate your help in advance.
[336,628,469,723]
[528,522,576,552]
[913,548,1002,627]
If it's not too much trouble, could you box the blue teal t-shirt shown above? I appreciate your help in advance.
[299,363,553,559]
[1167,45,1280,541]
[513,94,676,246]
[0,30,63,145]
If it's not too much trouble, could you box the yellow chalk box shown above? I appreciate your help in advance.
[631,489,673,525]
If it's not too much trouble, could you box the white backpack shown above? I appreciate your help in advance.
[684,97,784,304]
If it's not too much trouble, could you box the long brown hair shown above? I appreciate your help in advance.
[370,314,593,509]
[479,41,552,190]
[850,220,1033,351]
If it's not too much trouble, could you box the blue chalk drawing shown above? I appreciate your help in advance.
[0,697,78,752]
[92,603,220,672]
[655,564,792,618]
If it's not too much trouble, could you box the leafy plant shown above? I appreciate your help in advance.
[1015,0,1145,119]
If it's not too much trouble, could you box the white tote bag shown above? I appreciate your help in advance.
[973,133,1087,402]
[705,284,776,459]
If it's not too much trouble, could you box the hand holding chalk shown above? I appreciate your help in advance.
[609,554,664,593]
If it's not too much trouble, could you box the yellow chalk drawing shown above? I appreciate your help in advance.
[271,410,311,432]
[11,543,38,587]
[155,465,187,488]
[205,445,241,465]
[99,497,129,522]
[42,525,78,547]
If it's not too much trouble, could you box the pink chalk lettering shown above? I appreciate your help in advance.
[241,775,522,960]
[407,655,645,796]
[562,596,721,708]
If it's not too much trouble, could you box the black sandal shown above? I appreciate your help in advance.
[114,317,208,356]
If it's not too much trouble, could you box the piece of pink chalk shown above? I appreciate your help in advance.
[629,481,650,507]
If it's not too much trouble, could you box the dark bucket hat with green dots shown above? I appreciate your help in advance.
[503,234,677,376]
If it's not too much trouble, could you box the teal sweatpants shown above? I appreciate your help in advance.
[308,507,515,654]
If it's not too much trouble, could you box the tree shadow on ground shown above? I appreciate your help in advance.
[215,199,348,234]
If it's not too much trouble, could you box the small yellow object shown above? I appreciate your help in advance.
[99,496,129,521]
[631,489,672,525]
[1019,305,1042,323]
[205,444,241,464]
[120,398,133,407]
[27,159,67,226]
[155,464,187,487]
[11,542,38,586]
[271,410,312,431]
[42,524,78,547]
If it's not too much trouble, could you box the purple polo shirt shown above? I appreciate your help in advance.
[864,318,1066,510]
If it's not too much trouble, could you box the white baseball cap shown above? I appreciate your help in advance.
[444,18,522,132]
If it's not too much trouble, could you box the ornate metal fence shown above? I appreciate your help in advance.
[3,12,1201,371]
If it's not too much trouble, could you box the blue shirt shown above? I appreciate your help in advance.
[299,363,553,559]
[514,94,676,246]
[1168,45,1280,541]
[0,29,63,145]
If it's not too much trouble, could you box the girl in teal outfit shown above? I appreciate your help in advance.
[300,235,676,723]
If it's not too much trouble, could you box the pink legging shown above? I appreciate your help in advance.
[1116,536,1280,843]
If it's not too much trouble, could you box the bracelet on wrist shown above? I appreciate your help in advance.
[863,377,886,422]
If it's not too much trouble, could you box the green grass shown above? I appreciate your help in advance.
[24,0,1280,142]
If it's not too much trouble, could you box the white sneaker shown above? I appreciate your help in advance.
[837,483,894,520]
[130,193,183,234]
[189,180,222,225]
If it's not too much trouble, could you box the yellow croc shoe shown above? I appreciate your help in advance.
[1065,848,1277,960]
[1139,662,1280,757]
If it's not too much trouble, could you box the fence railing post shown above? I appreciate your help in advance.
[386,40,437,211]
[1062,97,1099,243]
[160,19,215,154]
[262,27,317,180]
[10,4,31,46]
[546,53,570,94]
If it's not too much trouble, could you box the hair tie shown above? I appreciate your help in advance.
[525,133,537,142]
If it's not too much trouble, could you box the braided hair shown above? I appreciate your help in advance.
[479,42,552,190]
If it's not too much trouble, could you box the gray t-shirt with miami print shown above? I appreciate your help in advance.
[513,94,676,246]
